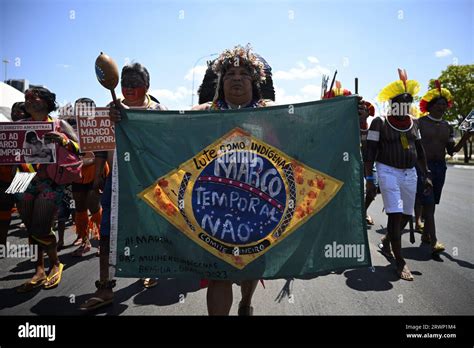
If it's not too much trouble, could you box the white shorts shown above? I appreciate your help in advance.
[376,162,417,215]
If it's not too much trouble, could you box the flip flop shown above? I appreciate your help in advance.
[143,278,158,288]
[366,215,375,225]
[73,237,83,246]
[16,277,47,293]
[432,242,445,254]
[43,263,64,289]
[397,264,414,281]
[414,224,424,233]
[72,243,91,257]
[79,297,113,311]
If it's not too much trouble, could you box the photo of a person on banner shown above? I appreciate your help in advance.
[23,131,54,164]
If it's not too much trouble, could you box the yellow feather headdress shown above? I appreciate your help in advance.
[419,80,453,113]
[378,69,420,102]
[421,88,453,103]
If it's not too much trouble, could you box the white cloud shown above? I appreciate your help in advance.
[300,84,321,96]
[435,49,452,58]
[184,65,208,81]
[273,59,330,81]
[149,86,192,110]
[57,64,71,68]
[274,84,322,105]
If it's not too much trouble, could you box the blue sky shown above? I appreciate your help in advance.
[1,0,472,112]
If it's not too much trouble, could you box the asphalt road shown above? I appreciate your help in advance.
[0,165,472,316]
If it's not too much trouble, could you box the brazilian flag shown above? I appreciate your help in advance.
[111,97,371,280]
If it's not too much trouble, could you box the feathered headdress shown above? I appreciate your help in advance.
[322,81,352,99]
[364,101,375,116]
[212,44,266,84]
[378,69,420,102]
[419,80,453,113]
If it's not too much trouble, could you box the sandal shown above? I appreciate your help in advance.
[79,297,113,311]
[366,215,375,225]
[396,262,414,281]
[79,280,116,311]
[72,242,91,257]
[432,242,445,254]
[414,224,424,233]
[143,278,158,288]
[16,277,47,293]
[73,237,83,246]
[43,263,64,289]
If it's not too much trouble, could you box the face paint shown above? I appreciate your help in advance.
[122,87,147,102]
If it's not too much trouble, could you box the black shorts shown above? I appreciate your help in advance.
[416,161,447,205]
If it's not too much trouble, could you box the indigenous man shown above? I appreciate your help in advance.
[415,81,472,255]
[365,70,432,281]
[80,62,167,311]
[194,46,370,314]
[193,44,270,316]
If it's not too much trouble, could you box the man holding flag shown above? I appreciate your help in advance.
[192,44,272,315]
[108,45,372,315]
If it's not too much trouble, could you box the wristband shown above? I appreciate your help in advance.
[365,176,375,182]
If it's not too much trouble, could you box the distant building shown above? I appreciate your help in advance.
[5,79,46,93]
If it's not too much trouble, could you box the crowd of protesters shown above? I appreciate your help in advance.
[0,44,471,314]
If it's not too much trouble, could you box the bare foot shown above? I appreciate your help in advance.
[32,270,47,283]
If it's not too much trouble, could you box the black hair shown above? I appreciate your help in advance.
[391,93,413,104]
[426,96,448,111]
[197,57,275,104]
[121,62,150,88]
[74,97,96,107]
[25,131,39,143]
[11,101,30,121]
[26,87,58,113]
[11,101,24,111]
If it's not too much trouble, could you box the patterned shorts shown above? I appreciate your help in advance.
[16,177,64,207]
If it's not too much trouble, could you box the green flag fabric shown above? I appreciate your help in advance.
[112,96,371,280]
